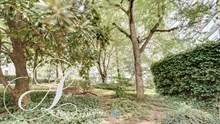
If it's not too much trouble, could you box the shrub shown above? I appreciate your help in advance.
[114,77,130,85]
[94,83,116,90]
[72,79,92,92]
[115,86,126,97]
[94,83,126,97]
[162,104,220,124]
[4,75,16,81]
[151,42,220,102]
[32,78,55,84]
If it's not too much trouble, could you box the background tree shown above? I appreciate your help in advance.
[98,0,212,100]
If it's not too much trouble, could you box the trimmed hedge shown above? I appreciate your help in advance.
[151,42,220,102]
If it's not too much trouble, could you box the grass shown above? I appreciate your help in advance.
[92,88,115,96]
[0,84,15,93]
[0,84,58,93]
[125,88,157,95]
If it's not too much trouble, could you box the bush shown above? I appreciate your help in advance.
[94,83,116,90]
[162,104,220,124]
[115,86,126,97]
[151,42,220,102]
[94,83,126,97]
[4,75,16,81]
[73,79,92,92]
[113,77,130,85]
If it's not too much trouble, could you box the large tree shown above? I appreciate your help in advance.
[102,0,212,100]
[0,0,108,105]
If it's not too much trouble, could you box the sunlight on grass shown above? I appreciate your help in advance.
[92,88,115,96]
[126,88,157,95]
[0,84,55,93]
[0,84,15,93]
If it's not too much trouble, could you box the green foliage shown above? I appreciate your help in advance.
[115,86,126,97]
[162,104,220,124]
[151,42,220,102]
[95,81,135,91]
[114,77,130,84]
[4,75,16,81]
[109,98,149,120]
[173,0,212,27]
[94,83,126,97]
[0,93,16,113]
[156,95,219,116]
[0,93,103,123]
[0,0,110,80]
[73,79,92,92]
[94,83,116,90]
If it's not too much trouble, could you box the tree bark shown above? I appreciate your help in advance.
[6,13,31,106]
[217,0,220,19]
[33,48,39,83]
[116,48,121,78]
[129,0,144,100]
[97,59,107,83]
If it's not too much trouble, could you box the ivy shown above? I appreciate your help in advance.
[162,104,220,124]
[0,93,103,123]
[151,41,220,103]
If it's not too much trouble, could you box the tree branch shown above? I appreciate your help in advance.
[155,27,179,32]
[114,4,129,15]
[107,0,129,15]
[112,23,131,39]
[0,40,16,97]
[139,16,163,53]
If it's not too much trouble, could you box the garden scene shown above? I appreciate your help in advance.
[0,0,220,124]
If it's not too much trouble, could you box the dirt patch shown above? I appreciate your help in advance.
[63,86,97,96]
[103,117,143,124]
[144,105,166,124]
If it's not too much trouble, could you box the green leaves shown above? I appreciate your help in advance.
[34,0,75,26]
[110,98,149,120]
[0,93,103,123]
[162,104,220,124]
[151,41,220,102]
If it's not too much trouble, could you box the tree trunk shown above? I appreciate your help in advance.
[97,60,107,83]
[97,47,108,84]
[116,48,121,78]
[56,63,59,79]
[129,0,144,100]
[33,48,39,83]
[101,71,107,84]
[7,13,31,106]
[217,0,220,19]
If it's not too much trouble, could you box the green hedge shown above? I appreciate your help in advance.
[4,75,16,81]
[151,42,220,102]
